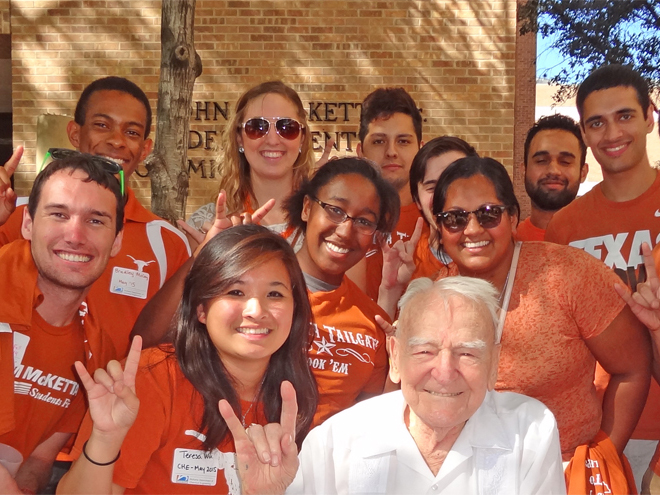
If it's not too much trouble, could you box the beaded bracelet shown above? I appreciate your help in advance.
[82,440,121,466]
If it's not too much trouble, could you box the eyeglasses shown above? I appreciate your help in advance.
[41,148,125,196]
[240,117,304,141]
[310,196,378,236]
[436,205,510,233]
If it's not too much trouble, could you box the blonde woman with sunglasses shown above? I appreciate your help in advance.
[184,81,318,250]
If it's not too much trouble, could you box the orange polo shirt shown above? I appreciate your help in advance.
[0,188,190,357]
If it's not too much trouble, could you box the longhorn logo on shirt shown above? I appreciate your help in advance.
[127,255,155,272]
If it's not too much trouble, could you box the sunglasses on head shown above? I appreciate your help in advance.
[436,205,510,233]
[41,148,125,196]
[240,117,304,141]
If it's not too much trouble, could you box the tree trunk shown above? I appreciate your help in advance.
[146,0,202,223]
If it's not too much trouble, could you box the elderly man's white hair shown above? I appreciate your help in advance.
[397,276,502,343]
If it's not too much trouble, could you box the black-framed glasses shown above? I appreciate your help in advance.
[41,148,125,196]
[310,196,378,235]
[240,117,304,141]
[436,205,510,233]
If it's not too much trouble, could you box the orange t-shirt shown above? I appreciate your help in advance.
[0,240,114,459]
[515,217,546,242]
[308,276,390,425]
[365,203,425,300]
[545,174,660,442]
[438,242,625,458]
[73,347,264,494]
[410,228,459,281]
[0,188,191,357]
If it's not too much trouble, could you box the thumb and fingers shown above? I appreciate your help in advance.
[218,381,299,469]
[315,137,335,169]
[0,147,21,220]
[0,146,23,185]
[408,218,424,252]
[375,314,396,337]
[251,198,276,224]
[641,242,660,294]
[176,219,206,244]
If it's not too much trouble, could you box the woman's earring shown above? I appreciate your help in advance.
[239,146,244,153]
[298,147,302,153]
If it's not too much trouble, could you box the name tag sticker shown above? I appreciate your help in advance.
[13,332,29,367]
[110,267,149,299]
[171,448,218,486]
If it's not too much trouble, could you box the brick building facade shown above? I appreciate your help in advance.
[2,0,534,218]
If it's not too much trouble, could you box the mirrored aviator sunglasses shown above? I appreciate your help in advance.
[241,117,304,141]
[436,205,509,233]
[41,148,125,196]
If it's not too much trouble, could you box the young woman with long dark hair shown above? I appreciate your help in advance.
[58,225,318,494]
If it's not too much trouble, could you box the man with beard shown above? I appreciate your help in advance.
[516,114,588,241]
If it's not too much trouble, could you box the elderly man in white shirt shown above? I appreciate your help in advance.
[217,276,566,495]
[289,275,566,495]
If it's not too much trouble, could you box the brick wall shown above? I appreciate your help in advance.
[8,0,519,220]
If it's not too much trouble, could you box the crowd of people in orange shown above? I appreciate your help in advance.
[1,63,659,495]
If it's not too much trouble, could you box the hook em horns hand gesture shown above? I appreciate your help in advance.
[219,381,299,495]
[74,335,142,436]
[178,190,276,256]
[0,146,23,226]
[615,242,660,334]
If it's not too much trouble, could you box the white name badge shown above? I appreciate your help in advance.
[171,448,218,486]
[13,332,29,367]
[109,267,149,299]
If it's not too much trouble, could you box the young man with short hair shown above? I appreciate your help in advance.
[545,64,660,491]
[518,114,588,241]
[0,155,121,494]
[356,87,423,298]
[0,77,191,358]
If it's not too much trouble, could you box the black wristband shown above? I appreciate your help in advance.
[82,440,120,466]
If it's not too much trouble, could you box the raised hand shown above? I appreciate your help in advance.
[218,381,299,495]
[615,242,660,333]
[74,336,142,435]
[314,136,336,169]
[0,146,23,226]
[381,217,423,290]
[192,191,276,256]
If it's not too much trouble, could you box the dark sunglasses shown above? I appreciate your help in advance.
[310,196,378,236]
[41,148,125,196]
[240,117,304,141]
[436,205,510,233]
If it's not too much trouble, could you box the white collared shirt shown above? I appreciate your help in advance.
[289,390,566,495]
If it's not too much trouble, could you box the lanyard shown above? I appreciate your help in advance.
[496,241,521,339]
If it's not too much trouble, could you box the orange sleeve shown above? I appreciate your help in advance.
[162,228,191,280]
[0,331,15,436]
[359,328,388,396]
[0,205,26,246]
